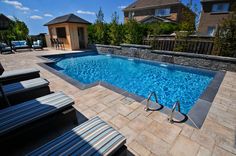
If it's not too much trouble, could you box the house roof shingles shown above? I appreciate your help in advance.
[124,0,181,11]
[44,13,91,26]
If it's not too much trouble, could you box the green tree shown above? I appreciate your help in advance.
[174,0,196,52]
[0,17,29,44]
[94,7,109,44]
[213,3,236,57]
[13,19,29,40]
[108,12,123,45]
[124,19,144,44]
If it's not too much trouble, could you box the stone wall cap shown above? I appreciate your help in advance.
[152,50,236,63]
[95,44,121,49]
[120,44,152,49]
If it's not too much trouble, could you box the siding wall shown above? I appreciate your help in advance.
[198,1,233,35]
[47,23,89,50]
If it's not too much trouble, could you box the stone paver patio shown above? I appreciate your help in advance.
[0,49,235,156]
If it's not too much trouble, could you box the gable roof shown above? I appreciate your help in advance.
[124,0,181,11]
[44,13,91,26]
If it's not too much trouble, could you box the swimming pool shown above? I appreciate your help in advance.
[46,52,215,114]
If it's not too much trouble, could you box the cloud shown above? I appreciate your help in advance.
[7,15,14,20]
[2,0,30,11]
[34,9,39,12]
[44,13,53,17]
[118,6,126,9]
[30,15,43,20]
[77,10,95,15]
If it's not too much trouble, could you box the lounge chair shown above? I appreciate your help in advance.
[0,77,50,107]
[32,40,43,50]
[0,91,75,137]
[0,42,12,54]
[0,67,40,85]
[27,116,126,156]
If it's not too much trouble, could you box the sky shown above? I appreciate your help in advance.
[0,0,201,35]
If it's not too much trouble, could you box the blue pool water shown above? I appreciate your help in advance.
[47,53,215,114]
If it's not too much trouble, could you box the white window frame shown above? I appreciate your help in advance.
[207,26,216,36]
[211,3,229,13]
[155,8,171,17]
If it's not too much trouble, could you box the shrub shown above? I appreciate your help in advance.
[213,3,236,57]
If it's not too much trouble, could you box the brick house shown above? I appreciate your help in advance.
[123,0,195,24]
[198,0,234,36]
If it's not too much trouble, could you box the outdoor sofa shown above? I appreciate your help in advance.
[0,68,40,85]
[0,42,12,54]
[11,40,31,51]
[27,116,126,156]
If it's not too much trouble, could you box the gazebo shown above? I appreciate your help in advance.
[44,13,91,50]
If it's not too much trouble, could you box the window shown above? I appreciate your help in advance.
[207,26,216,36]
[212,3,229,13]
[155,8,171,16]
[128,12,135,19]
[56,27,66,38]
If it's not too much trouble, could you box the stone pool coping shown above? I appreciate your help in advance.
[38,51,225,129]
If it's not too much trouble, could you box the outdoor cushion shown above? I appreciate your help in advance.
[27,116,126,156]
[11,41,20,46]
[0,91,74,136]
[1,77,49,96]
[0,68,39,81]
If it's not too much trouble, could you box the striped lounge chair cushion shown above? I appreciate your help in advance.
[1,77,49,96]
[0,68,39,80]
[0,92,74,136]
[27,116,126,156]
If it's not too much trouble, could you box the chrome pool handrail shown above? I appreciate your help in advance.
[168,101,181,123]
[145,91,158,111]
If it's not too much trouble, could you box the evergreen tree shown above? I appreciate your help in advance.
[213,3,236,57]
[108,12,122,45]
[124,19,144,44]
[94,7,109,44]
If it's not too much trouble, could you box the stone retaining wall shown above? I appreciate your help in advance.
[94,44,236,72]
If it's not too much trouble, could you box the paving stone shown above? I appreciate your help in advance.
[90,103,107,113]
[127,101,141,110]
[180,125,195,138]
[136,130,170,155]
[119,126,138,145]
[109,115,130,129]
[113,104,134,116]
[147,121,181,144]
[128,115,153,132]
[169,135,200,156]
[148,112,168,123]
[191,131,215,151]
[197,146,211,156]
[212,146,235,156]
[215,135,236,154]
[81,109,97,119]
[129,141,151,156]
[97,111,112,121]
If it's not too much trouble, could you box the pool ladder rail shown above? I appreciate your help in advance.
[144,92,163,111]
[168,101,181,123]
[145,92,183,124]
